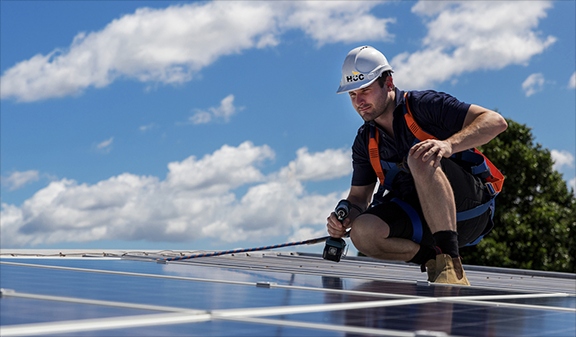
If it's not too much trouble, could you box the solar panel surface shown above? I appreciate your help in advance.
[1,250,575,337]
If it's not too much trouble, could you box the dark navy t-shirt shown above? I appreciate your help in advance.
[351,88,471,188]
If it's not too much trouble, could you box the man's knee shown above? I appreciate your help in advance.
[406,152,435,177]
[350,214,390,253]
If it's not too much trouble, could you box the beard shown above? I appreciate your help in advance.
[357,93,393,122]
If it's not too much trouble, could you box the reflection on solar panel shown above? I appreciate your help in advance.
[1,250,575,337]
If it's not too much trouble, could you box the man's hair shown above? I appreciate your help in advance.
[377,71,393,89]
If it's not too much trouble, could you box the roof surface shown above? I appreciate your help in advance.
[1,249,575,337]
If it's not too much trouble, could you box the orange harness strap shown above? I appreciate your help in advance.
[474,148,505,194]
[403,92,436,141]
[368,127,385,185]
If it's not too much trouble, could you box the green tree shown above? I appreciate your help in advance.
[461,119,576,273]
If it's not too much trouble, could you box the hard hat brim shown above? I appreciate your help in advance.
[336,77,379,94]
[336,66,393,94]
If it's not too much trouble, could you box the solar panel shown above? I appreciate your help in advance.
[1,250,575,337]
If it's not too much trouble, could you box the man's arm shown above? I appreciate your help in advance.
[326,183,375,238]
[410,104,507,167]
[450,104,508,153]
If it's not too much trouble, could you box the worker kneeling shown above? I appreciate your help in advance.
[326,46,508,286]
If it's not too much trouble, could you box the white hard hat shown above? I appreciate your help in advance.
[336,46,393,94]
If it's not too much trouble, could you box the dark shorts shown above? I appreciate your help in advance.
[362,158,493,248]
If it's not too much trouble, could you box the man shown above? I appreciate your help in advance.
[326,46,507,285]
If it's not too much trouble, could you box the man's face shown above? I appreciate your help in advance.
[348,80,390,122]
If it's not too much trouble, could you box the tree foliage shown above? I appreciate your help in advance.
[461,119,576,272]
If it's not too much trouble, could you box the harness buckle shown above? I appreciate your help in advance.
[485,182,496,196]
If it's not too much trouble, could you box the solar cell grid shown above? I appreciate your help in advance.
[1,251,574,337]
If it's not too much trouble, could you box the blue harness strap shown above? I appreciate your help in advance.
[391,197,423,244]
[380,160,406,191]
[456,198,495,222]
[391,196,494,246]
[467,233,486,246]
[460,198,496,246]
[456,150,491,179]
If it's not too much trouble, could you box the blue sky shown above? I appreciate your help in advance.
[1,1,575,252]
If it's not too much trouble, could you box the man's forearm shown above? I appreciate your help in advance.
[448,106,508,153]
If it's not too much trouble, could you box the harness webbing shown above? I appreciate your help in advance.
[403,92,436,141]
[392,198,423,244]
[474,148,504,194]
[368,126,385,185]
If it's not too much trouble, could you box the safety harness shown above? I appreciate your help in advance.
[368,92,504,245]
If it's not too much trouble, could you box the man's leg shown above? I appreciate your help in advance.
[407,153,457,235]
[349,213,421,261]
[407,155,470,285]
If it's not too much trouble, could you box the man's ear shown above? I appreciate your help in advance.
[386,76,395,91]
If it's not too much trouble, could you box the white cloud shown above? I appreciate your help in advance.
[522,73,545,97]
[569,72,576,89]
[1,1,392,102]
[551,149,575,171]
[288,226,327,243]
[0,142,351,248]
[279,1,395,45]
[165,142,273,193]
[1,170,40,191]
[190,94,241,124]
[392,1,555,89]
[95,137,114,153]
[0,1,556,100]
[139,123,156,132]
[551,150,576,194]
[277,147,351,181]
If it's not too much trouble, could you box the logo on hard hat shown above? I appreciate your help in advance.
[346,71,365,83]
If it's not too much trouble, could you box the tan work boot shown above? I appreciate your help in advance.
[432,254,471,286]
[424,259,437,282]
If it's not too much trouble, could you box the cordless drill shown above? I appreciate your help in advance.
[322,199,351,262]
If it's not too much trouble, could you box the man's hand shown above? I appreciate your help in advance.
[409,139,453,168]
[326,212,351,238]
[326,185,374,238]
